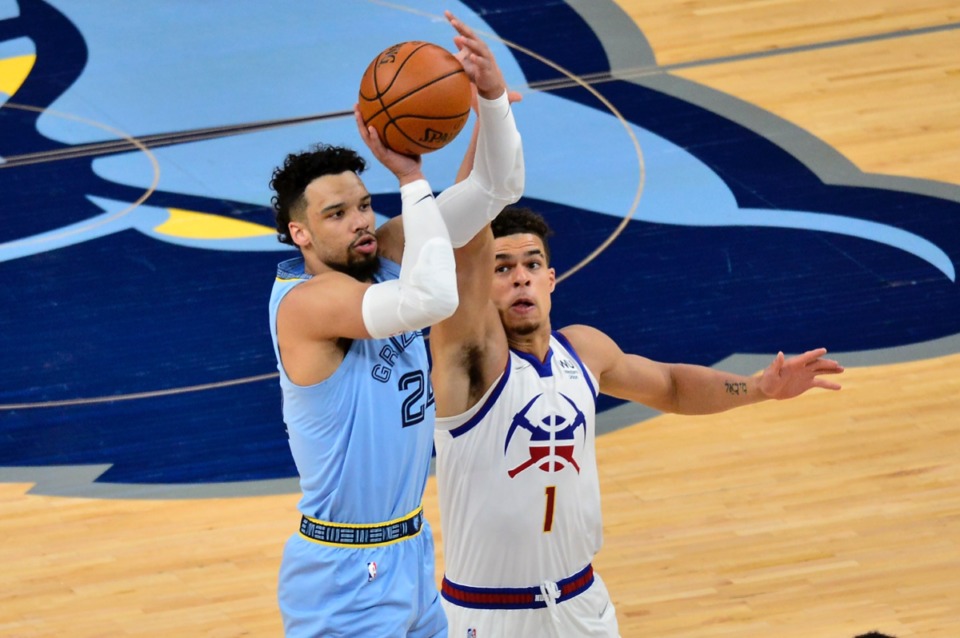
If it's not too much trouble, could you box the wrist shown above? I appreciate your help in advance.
[752,374,773,401]
[396,169,425,187]
[477,87,508,105]
[399,178,432,199]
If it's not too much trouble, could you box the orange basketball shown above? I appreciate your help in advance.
[358,41,472,156]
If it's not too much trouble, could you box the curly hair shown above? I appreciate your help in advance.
[491,206,553,264]
[269,144,367,246]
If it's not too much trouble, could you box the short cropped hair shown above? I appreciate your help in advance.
[491,206,553,264]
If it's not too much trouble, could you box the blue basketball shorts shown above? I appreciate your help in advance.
[278,518,446,637]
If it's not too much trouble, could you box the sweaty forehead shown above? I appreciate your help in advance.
[304,171,368,212]
[494,233,546,259]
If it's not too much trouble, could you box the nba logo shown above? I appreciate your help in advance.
[466,629,477,638]
[367,562,378,582]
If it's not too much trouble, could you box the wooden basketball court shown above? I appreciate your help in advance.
[1,1,958,636]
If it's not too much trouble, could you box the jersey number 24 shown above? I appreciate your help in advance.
[399,370,435,428]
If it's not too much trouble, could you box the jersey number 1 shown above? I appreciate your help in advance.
[543,485,556,533]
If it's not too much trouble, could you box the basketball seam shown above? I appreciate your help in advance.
[377,42,433,97]
[390,112,471,121]
[384,120,434,154]
[361,43,460,123]
[383,71,469,152]
[366,42,434,120]
[384,108,469,154]
[364,69,467,126]
[360,42,469,154]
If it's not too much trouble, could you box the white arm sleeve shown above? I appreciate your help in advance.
[435,91,525,247]
[361,179,459,339]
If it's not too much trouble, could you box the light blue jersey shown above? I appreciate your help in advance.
[269,255,445,638]
[269,256,435,523]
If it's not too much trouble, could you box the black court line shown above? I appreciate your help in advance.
[0,110,352,168]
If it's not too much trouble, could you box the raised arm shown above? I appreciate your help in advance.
[435,11,524,247]
[561,324,844,415]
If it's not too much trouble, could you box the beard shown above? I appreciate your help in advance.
[500,307,542,337]
[330,252,380,282]
[508,319,541,336]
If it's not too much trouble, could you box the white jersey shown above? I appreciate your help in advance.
[435,331,602,588]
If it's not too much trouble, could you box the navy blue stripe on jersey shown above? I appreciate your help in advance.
[553,330,598,399]
[448,357,513,439]
[511,346,555,378]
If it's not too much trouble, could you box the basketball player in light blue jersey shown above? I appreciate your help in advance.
[267,12,523,637]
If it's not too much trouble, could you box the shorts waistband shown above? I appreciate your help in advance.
[298,506,423,548]
[441,564,594,610]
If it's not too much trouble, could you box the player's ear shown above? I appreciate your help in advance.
[288,221,310,248]
[548,267,556,292]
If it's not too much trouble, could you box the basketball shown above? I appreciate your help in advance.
[358,41,472,156]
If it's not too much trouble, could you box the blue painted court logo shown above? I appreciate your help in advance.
[1,0,958,493]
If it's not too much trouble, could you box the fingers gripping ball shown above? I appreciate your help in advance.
[358,41,472,156]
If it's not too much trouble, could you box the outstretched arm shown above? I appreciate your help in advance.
[435,11,524,247]
[561,324,844,415]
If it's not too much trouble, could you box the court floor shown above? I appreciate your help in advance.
[1,1,958,636]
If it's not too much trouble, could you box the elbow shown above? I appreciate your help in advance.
[398,283,458,329]
[435,289,459,322]
[423,275,459,323]
[424,258,460,321]
[398,242,459,328]
[363,239,459,338]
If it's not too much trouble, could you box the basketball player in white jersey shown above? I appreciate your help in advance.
[428,206,845,637]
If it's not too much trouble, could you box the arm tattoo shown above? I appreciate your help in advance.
[725,381,748,396]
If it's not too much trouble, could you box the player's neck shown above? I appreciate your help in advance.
[300,250,326,277]
[507,325,552,363]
